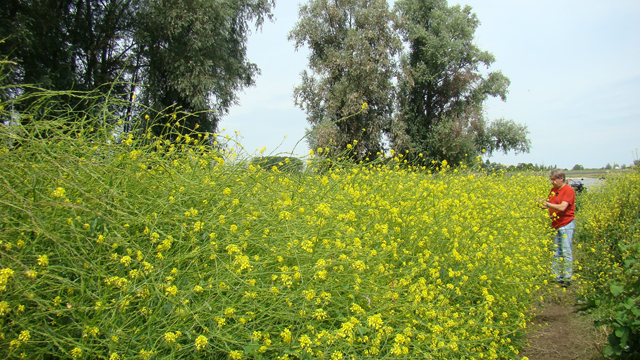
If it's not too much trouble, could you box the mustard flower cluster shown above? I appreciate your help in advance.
[0,117,559,359]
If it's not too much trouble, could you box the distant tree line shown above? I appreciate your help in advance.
[574,163,635,171]
[484,162,636,173]
[603,162,634,170]
[481,160,557,173]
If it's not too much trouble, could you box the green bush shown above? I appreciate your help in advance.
[577,168,640,359]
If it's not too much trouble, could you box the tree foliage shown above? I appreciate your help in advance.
[1,0,75,90]
[289,0,402,160]
[391,0,529,165]
[0,0,274,134]
[290,0,530,165]
[136,0,274,134]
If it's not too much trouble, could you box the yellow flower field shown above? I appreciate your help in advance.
[0,115,557,359]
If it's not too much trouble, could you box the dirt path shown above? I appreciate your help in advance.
[520,285,607,360]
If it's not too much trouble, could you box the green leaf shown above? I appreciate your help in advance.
[615,327,629,339]
[608,331,621,346]
[604,346,614,356]
[610,284,625,297]
[163,302,174,315]
[624,258,637,268]
[243,343,261,355]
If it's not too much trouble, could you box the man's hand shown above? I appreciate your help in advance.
[536,198,549,209]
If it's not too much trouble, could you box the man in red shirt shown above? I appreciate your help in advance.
[537,168,576,286]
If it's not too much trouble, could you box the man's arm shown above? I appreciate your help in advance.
[544,201,569,212]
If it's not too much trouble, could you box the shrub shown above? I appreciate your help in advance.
[577,168,640,358]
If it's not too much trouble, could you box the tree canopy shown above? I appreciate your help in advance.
[291,0,530,165]
[0,0,274,134]
[289,0,402,160]
[391,0,529,165]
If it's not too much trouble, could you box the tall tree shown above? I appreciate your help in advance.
[68,0,136,91]
[0,0,274,134]
[289,0,401,160]
[0,0,76,90]
[136,0,274,134]
[0,0,136,92]
[392,0,529,165]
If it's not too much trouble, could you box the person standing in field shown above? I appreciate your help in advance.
[537,168,576,286]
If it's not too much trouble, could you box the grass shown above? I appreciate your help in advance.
[565,168,631,179]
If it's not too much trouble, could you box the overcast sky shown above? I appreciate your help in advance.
[222,0,640,169]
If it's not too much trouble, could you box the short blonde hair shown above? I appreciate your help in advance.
[549,168,565,181]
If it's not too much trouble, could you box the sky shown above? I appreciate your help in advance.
[221,0,640,169]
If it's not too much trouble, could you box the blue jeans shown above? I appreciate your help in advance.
[553,219,575,281]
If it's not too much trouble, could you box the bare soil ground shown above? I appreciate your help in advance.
[519,284,608,360]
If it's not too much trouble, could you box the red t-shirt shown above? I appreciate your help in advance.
[548,184,575,229]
